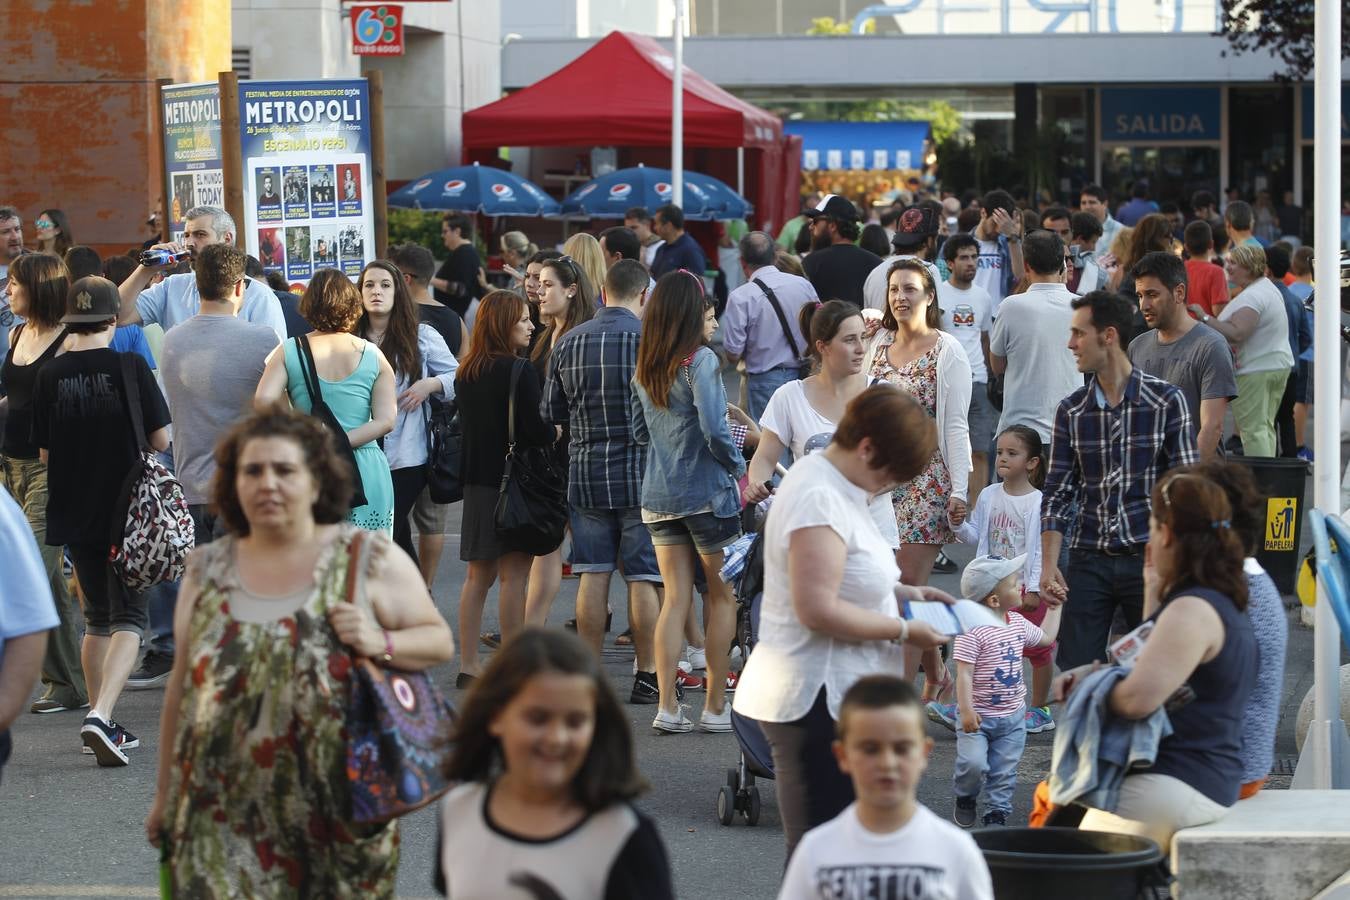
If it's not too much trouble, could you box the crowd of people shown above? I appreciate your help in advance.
[0,179,1330,896]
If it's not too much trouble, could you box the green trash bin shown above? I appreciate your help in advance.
[1235,456,1309,594]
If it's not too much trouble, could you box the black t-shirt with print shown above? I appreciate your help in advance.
[434,244,484,318]
[32,348,171,546]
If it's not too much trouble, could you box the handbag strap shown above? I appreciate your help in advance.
[118,352,150,453]
[753,278,801,360]
[295,333,327,412]
[505,357,526,451]
[342,529,378,624]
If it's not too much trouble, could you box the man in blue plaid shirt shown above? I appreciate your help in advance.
[1040,290,1198,668]
[542,259,664,704]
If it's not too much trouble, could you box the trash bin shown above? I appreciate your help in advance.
[972,827,1165,900]
[1235,456,1309,594]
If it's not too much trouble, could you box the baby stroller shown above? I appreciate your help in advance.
[716,503,775,827]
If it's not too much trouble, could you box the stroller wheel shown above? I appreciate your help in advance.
[725,768,740,792]
[717,785,736,826]
[745,786,762,826]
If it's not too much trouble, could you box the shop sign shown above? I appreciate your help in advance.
[1100,88,1220,143]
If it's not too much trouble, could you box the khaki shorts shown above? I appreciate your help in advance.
[411,485,450,535]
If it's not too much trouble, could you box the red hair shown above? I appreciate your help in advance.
[457,290,526,383]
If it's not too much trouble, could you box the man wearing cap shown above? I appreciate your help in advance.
[802,194,881,309]
[116,205,286,342]
[721,231,820,420]
[861,204,943,312]
[32,276,171,766]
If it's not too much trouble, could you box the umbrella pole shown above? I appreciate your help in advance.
[1292,0,1350,791]
[672,0,685,207]
[737,147,745,198]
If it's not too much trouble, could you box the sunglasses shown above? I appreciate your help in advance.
[35,219,54,229]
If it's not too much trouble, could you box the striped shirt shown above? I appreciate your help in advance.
[541,306,645,509]
[953,611,1045,717]
[1041,367,1197,552]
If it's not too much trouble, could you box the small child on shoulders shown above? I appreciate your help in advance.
[951,555,1061,829]
[777,675,993,900]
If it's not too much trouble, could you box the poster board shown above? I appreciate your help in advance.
[236,79,376,288]
[160,82,224,243]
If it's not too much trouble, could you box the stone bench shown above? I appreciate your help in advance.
[1172,791,1350,899]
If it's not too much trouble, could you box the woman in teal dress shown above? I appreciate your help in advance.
[255,268,396,532]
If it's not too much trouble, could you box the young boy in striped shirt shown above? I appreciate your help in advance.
[952,555,1062,828]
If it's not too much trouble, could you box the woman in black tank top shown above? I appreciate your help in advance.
[0,252,88,712]
[1058,472,1255,851]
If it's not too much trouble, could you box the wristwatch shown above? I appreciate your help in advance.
[1201,313,1212,323]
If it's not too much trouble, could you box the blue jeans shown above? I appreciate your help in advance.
[954,708,1027,816]
[746,365,799,423]
[1057,548,1145,669]
[568,505,661,581]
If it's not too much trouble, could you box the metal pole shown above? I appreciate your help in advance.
[672,0,684,207]
[737,146,745,196]
[1292,0,1350,791]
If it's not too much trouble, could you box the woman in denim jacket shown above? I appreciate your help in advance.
[632,270,745,736]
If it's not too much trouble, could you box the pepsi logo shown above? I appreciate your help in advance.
[491,183,515,199]
[655,182,673,197]
[609,183,633,199]
[444,179,467,195]
[412,178,432,191]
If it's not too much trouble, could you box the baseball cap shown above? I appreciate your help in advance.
[890,205,938,248]
[803,193,860,222]
[960,554,1027,602]
[62,275,121,324]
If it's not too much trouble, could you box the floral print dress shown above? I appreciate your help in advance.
[165,525,398,899]
[869,331,954,546]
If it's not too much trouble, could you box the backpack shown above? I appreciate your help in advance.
[108,353,194,591]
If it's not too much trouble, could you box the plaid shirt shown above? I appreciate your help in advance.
[1041,367,1197,551]
[541,307,645,509]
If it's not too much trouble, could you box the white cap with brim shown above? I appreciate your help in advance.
[960,554,1027,602]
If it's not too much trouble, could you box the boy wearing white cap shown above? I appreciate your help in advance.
[951,555,1061,828]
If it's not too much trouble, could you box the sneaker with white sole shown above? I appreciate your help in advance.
[698,706,732,733]
[676,669,705,692]
[686,647,707,671]
[953,796,977,828]
[31,696,89,715]
[652,707,693,734]
[81,723,140,755]
[81,715,132,767]
[1025,706,1056,734]
[926,700,956,732]
[724,670,739,693]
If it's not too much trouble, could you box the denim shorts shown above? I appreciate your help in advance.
[645,510,741,556]
[569,505,661,582]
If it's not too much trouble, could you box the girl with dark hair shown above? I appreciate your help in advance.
[859,223,891,259]
[2,252,87,714]
[357,260,458,562]
[944,424,1055,732]
[453,290,560,687]
[34,209,73,257]
[864,258,973,703]
[437,628,673,899]
[255,268,397,533]
[1057,471,1255,850]
[633,271,745,734]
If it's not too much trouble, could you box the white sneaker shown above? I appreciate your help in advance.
[652,707,693,734]
[686,646,707,671]
[677,659,691,673]
[699,705,733,733]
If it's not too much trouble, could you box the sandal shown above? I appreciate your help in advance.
[614,628,634,646]
[479,632,501,649]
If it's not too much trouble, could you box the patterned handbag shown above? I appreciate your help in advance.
[342,532,456,823]
[109,353,195,591]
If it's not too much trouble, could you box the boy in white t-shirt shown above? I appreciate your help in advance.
[777,675,993,900]
[952,555,1061,829]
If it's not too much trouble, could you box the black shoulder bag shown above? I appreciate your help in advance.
[295,334,368,509]
[493,358,566,556]
[754,278,812,379]
[424,395,463,504]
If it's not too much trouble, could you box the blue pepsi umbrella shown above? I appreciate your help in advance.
[388,162,560,216]
[559,166,751,221]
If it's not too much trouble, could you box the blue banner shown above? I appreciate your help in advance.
[161,82,223,243]
[1100,87,1221,143]
[1300,84,1349,142]
[238,79,374,287]
[785,121,931,171]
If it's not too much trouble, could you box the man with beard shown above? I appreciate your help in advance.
[801,194,880,309]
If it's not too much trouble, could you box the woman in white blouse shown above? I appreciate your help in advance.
[734,385,953,857]
[862,259,972,703]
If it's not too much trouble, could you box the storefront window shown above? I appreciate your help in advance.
[1228,86,1294,199]
[1102,146,1220,210]
[1041,88,1090,203]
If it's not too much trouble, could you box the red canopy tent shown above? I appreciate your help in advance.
[462,31,799,233]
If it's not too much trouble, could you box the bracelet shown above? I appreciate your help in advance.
[381,629,394,664]
[892,617,910,645]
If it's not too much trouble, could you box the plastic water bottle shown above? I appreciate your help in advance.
[139,248,191,268]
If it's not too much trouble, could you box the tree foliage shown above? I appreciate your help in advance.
[1218,0,1348,80]
[805,16,874,36]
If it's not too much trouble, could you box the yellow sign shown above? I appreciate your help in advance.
[1264,497,1298,552]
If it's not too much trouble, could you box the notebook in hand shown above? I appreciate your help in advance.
[902,600,1011,636]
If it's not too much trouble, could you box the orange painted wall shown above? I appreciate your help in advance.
[0,0,231,258]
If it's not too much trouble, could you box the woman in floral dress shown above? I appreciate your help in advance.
[865,258,972,702]
[145,406,454,898]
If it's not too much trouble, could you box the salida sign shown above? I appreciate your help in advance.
[1100,87,1221,143]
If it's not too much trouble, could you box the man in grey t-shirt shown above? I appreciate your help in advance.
[160,244,279,538]
[1127,251,1237,460]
